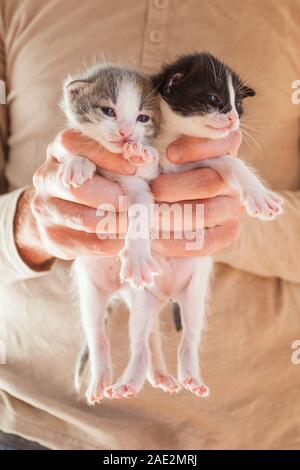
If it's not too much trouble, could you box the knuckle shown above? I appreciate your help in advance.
[32,159,53,190]
[31,194,52,223]
[199,168,222,196]
[72,211,88,230]
[42,226,68,255]
[30,194,43,216]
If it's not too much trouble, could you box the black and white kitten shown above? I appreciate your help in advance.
[99,53,283,400]
[153,52,283,220]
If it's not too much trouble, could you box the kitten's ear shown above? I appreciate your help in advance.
[164,72,184,95]
[241,84,256,98]
[66,80,89,100]
[152,71,184,96]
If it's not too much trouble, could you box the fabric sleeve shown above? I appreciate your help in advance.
[0,187,54,284]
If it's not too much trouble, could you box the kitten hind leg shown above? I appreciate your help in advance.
[176,257,213,398]
[74,258,112,405]
[105,291,162,399]
[147,318,181,394]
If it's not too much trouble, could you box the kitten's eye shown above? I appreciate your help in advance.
[236,99,242,109]
[207,94,219,104]
[137,114,150,123]
[101,107,116,118]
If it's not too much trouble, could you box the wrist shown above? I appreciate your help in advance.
[14,187,54,271]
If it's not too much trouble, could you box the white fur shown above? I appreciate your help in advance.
[117,81,140,128]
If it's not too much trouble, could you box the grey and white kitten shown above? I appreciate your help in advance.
[49,64,168,404]
[57,64,162,289]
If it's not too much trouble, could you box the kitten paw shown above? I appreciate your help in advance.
[104,381,140,400]
[244,189,283,220]
[58,156,96,188]
[123,142,158,165]
[148,370,181,394]
[181,377,210,398]
[119,248,161,289]
[85,374,112,405]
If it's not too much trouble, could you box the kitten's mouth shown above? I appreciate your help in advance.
[205,119,240,133]
[205,122,234,131]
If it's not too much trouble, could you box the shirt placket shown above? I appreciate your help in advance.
[140,0,170,74]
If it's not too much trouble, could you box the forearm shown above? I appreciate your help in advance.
[0,187,53,285]
[215,190,300,283]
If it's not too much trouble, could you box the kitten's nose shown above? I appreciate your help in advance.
[227,110,238,124]
[119,128,132,139]
[227,113,236,123]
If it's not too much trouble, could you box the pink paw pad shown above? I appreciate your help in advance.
[123,142,158,166]
[182,377,210,398]
[85,385,105,406]
[150,372,181,394]
[105,384,136,400]
[119,249,161,290]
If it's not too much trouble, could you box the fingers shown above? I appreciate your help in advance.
[42,225,124,258]
[40,215,240,259]
[58,129,242,170]
[60,129,136,175]
[35,197,128,234]
[167,130,242,164]
[32,131,243,260]
[151,167,228,202]
[202,196,243,226]
[33,192,240,236]
[33,157,125,210]
[155,197,242,231]
[153,220,241,258]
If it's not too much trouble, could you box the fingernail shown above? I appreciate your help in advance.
[167,143,181,162]
[122,159,136,174]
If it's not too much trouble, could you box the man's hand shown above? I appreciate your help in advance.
[14,129,243,269]
[14,130,136,269]
[151,130,243,257]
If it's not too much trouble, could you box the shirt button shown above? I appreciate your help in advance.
[149,30,163,44]
[153,0,168,8]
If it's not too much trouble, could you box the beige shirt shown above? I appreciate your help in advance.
[0,0,300,450]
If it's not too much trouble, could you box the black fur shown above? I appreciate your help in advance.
[152,52,255,117]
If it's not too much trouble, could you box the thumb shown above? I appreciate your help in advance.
[167,130,242,163]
